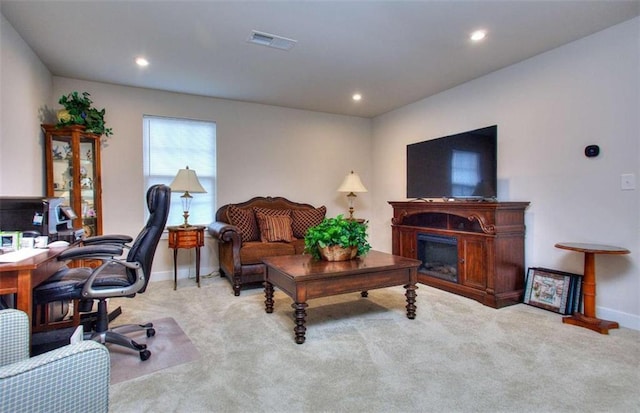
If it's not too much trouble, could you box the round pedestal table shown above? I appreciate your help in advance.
[555,242,630,334]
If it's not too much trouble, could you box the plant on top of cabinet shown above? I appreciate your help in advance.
[56,91,113,138]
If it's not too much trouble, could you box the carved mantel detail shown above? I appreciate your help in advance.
[391,211,408,226]
[467,214,496,235]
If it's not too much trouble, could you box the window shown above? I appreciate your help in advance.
[451,150,480,197]
[143,116,216,227]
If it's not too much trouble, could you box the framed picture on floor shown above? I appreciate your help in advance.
[524,267,581,315]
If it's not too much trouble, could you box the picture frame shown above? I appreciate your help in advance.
[0,231,21,253]
[524,267,582,315]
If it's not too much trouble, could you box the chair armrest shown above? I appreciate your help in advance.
[83,234,133,246]
[80,258,143,299]
[208,221,241,244]
[0,310,29,367]
[58,244,124,261]
[0,341,110,413]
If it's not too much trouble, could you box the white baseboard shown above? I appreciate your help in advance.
[597,306,640,331]
[150,267,219,283]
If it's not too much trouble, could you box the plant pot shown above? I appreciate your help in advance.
[318,245,357,261]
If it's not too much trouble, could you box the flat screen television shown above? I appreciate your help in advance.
[406,125,497,200]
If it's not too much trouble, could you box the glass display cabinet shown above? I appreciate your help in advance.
[42,124,102,237]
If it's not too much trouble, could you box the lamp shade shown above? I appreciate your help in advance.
[169,166,206,194]
[337,171,368,193]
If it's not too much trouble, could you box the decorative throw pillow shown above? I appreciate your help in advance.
[226,205,259,242]
[291,206,327,238]
[255,212,294,243]
[253,207,291,218]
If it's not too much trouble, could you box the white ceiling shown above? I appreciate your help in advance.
[2,1,639,118]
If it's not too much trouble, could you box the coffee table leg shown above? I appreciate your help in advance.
[292,302,308,344]
[264,281,274,314]
[405,284,418,319]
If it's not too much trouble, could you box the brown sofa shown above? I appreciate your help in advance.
[208,196,326,295]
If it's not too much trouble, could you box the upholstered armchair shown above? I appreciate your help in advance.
[0,309,110,413]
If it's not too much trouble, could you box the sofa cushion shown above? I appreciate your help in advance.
[227,205,259,242]
[256,213,294,243]
[240,241,296,265]
[291,206,327,238]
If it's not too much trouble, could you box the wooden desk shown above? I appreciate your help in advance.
[0,247,69,327]
[555,242,630,334]
[167,225,205,290]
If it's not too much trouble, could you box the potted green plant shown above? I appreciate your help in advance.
[304,215,371,261]
[56,91,113,137]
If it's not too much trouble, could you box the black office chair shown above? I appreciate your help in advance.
[34,184,171,360]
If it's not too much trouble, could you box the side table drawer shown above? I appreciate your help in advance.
[167,226,205,249]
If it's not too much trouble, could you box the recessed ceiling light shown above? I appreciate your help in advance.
[135,57,149,67]
[352,93,362,101]
[470,30,487,42]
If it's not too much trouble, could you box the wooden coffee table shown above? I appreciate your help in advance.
[263,250,420,344]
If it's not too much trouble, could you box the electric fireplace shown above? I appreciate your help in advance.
[417,233,458,283]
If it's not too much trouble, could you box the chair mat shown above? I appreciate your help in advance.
[108,317,200,384]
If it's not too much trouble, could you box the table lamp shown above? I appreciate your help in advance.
[169,166,206,227]
[337,170,367,220]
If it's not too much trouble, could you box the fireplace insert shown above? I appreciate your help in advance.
[417,233,458,282]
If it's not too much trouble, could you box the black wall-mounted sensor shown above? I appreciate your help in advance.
[585,145,600,157]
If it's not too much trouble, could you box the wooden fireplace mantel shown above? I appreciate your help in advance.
[389,200,530,308]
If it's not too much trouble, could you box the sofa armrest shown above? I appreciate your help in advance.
[208,221,243,277]
[208,221,240,243]
[0,340,110,413]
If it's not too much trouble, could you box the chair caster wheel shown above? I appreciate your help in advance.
[140,349,151,361]
[131,340,147,351]
[146,328,156,338]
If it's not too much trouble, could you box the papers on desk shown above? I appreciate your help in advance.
[70,325,84,344]
[0,248,48,263]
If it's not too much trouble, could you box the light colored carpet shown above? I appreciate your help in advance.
[108,317,199,384]
[108,275,640,412]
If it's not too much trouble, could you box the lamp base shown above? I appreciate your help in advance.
[346,192,357,220]
[180,211,192,228]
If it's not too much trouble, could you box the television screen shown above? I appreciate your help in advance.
[407,125,497,199]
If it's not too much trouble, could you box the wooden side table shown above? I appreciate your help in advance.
[555,242,630,334]
[168,225,205,290]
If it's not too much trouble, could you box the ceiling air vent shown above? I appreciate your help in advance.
[248,30,297,51]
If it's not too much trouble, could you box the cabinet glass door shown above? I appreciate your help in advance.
[79,137,98,237]
[50,136,74,211]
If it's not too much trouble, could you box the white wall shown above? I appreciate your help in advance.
[0,14,53,195]
[371,18,640,329]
